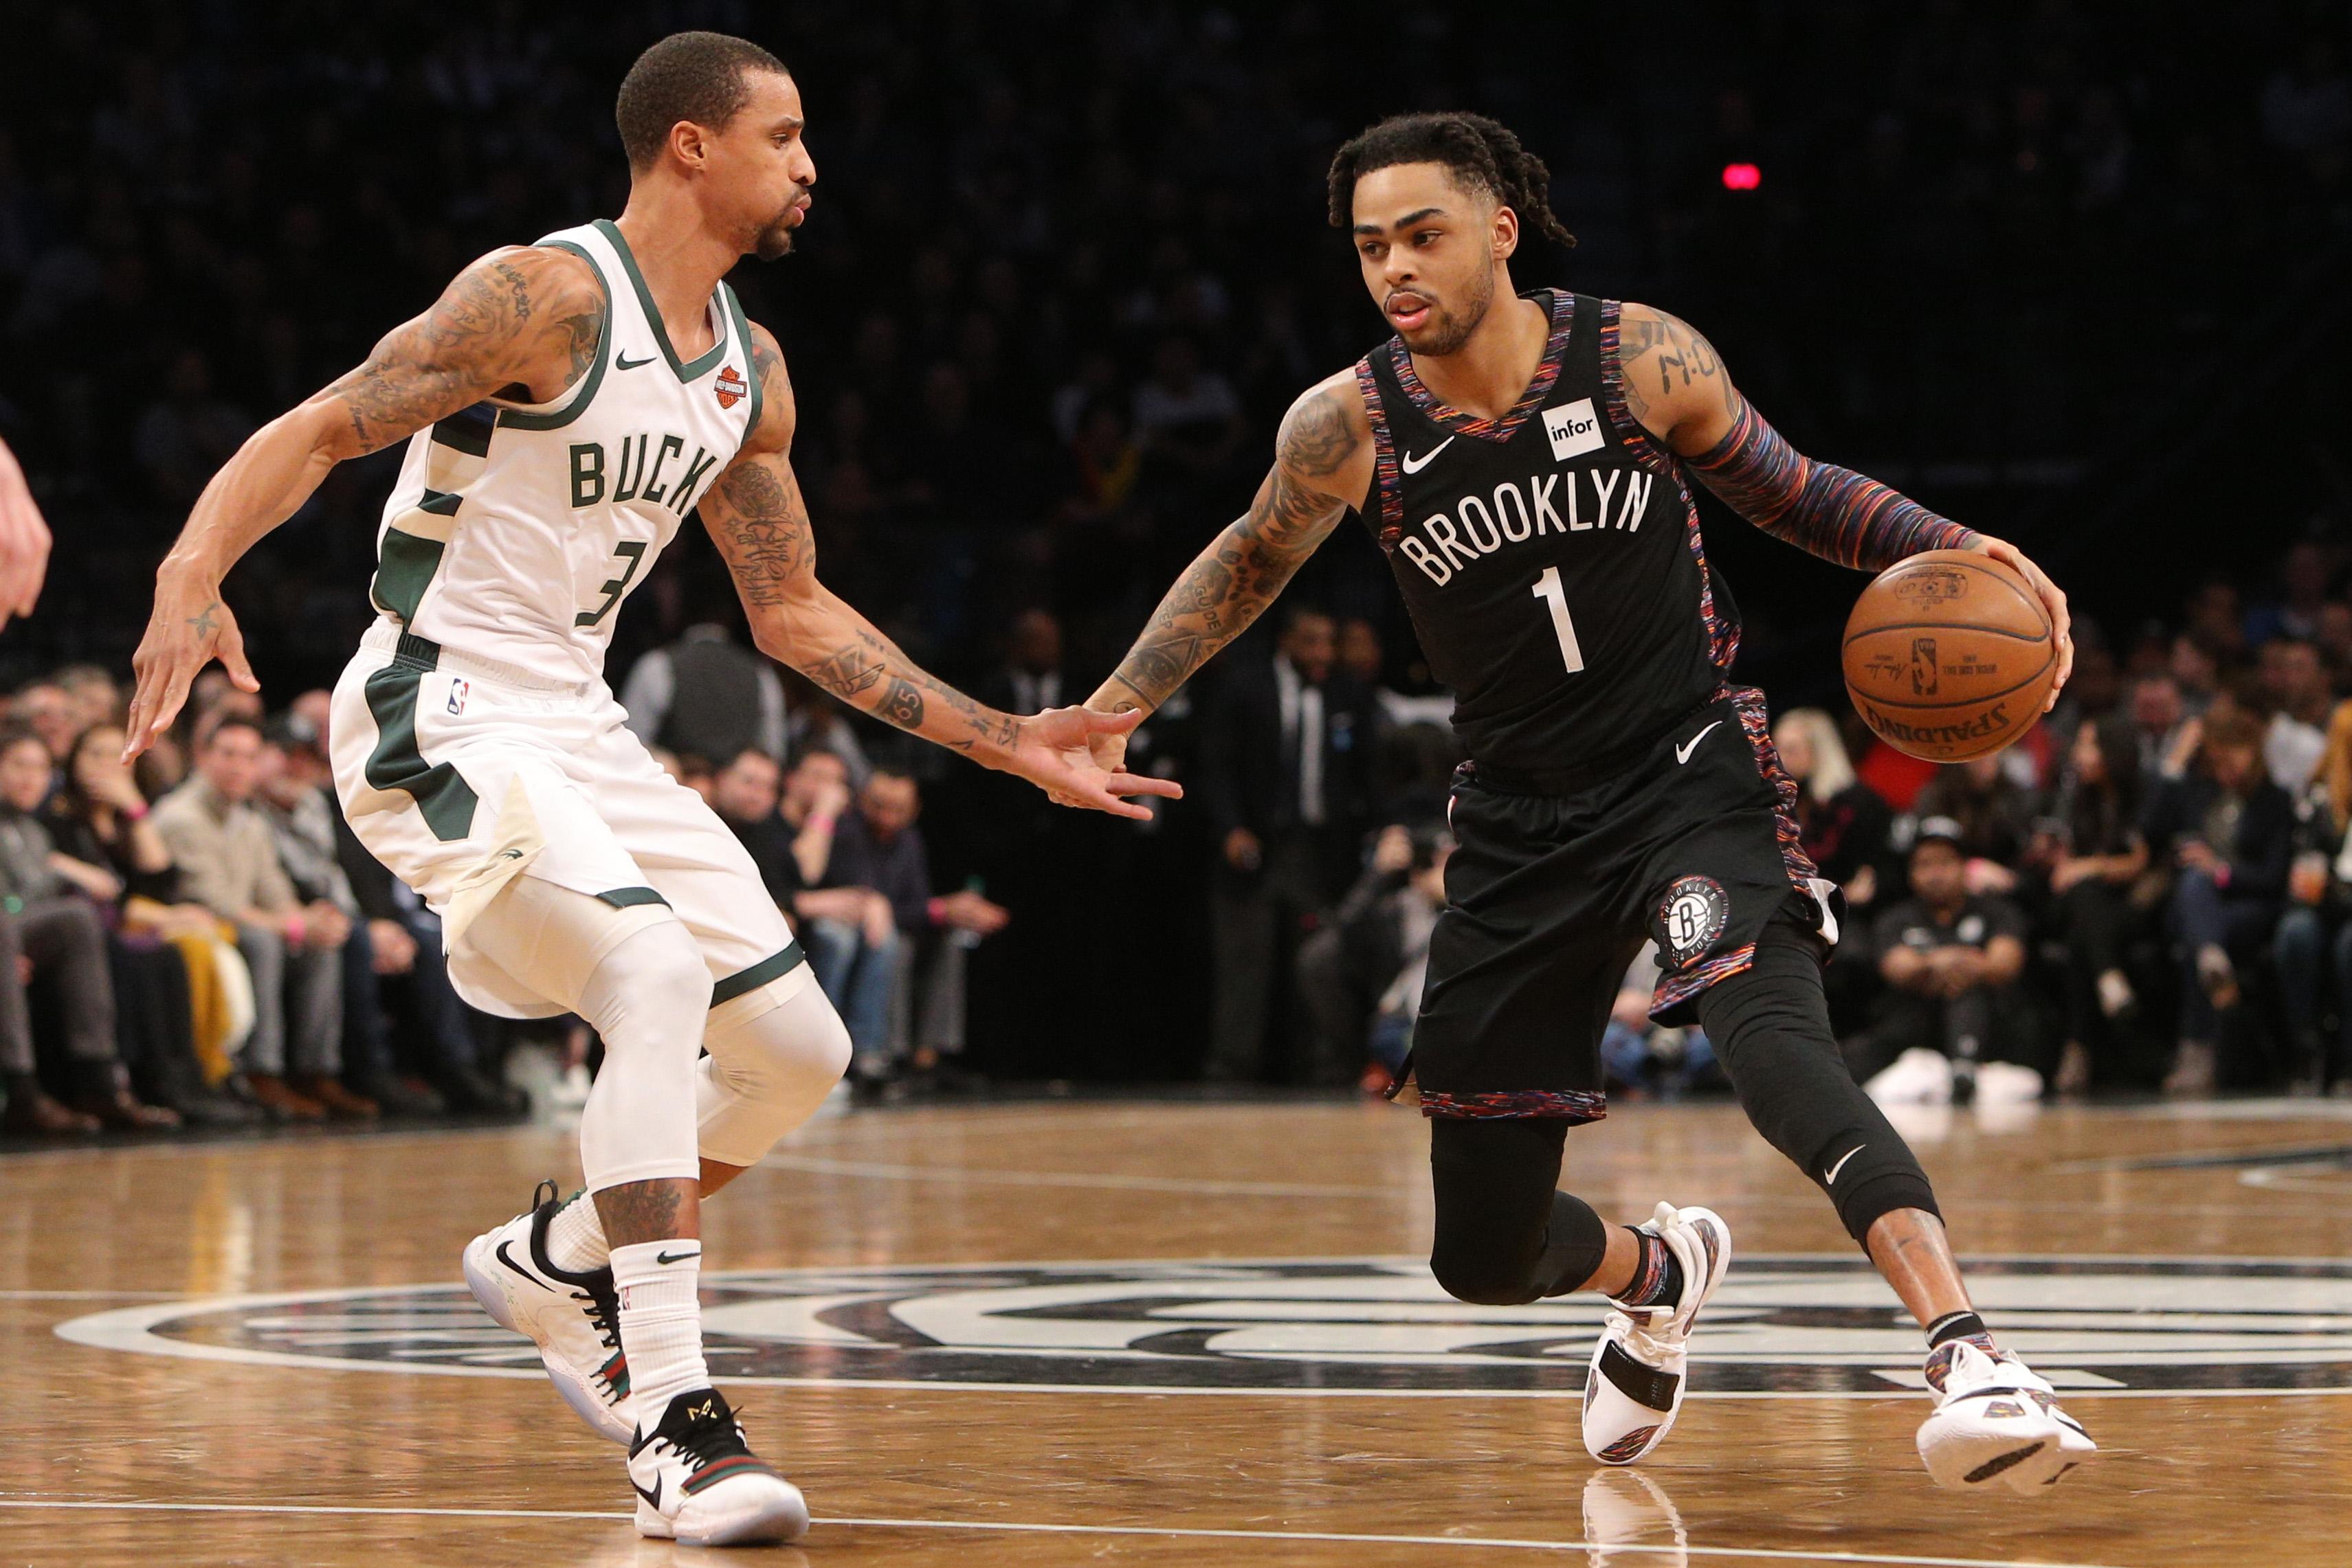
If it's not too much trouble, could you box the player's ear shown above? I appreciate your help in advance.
[669,119,708,171]
[1491,201,1520,262]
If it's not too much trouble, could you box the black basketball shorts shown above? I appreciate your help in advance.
[1406,686,1843,1122]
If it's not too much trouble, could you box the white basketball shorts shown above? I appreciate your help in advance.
[329,619,806,1019]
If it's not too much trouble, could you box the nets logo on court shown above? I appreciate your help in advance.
[1656,875,1729,962]
[58,1255,2352,1398]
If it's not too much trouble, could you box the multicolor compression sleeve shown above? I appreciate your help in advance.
[1685,397,1977,571]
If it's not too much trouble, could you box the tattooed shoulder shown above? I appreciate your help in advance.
[742,322,797,452]
[1276,377,1368,482]
[1615,302,1733,429]
[520,245,606,394]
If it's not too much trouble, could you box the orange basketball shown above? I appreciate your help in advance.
[1841,548,2055,762]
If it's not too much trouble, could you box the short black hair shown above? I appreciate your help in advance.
[1327,112,1575,251]
[615,31,790,170]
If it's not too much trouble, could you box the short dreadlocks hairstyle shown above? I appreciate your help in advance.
[1326,112,1576,251]
[616,31,790,170]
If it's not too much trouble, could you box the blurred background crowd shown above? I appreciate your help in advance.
[0,0,2348,1132]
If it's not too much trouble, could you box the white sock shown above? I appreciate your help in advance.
[546,1191,610,1273]
[610,1239,709,1426]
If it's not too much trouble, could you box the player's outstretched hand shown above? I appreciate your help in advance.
[1964,533,2071,710]
[1011,706,1183,822]
[0,436,53,632]
[124,570,260,761]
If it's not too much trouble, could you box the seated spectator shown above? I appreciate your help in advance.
[2129,672,2199,782]
[153,715,357,1121]
[0,726,178,1132]
[14,680,72,768]
[1775,708,1894,907]
[1296,822,1450,1092]
[257,719,401,1119]
[715,746,900,1070]
[1850,818,2041,1108]
[52,720,258,1121]
[2041,715,2153,1095]
[2261,636,2332,792]
[2141,705,2294,1097]
[826,766,1007,1083]
[620,612,786,768]
[1599,944,1719,1102]
[1913,754,2037,889]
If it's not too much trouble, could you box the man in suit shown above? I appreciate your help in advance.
[1199,607,1379,1081]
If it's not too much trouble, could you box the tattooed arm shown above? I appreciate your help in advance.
[1615,300,2072,706]
[125,247,604,757]
[701,326,1178,820]
[1086,373,1370,721]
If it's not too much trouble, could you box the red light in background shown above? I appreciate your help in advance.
[1720,161,1762,191]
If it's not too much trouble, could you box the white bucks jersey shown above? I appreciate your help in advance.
[370,219,762,684]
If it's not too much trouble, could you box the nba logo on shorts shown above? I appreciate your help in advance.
[1656,875,1729,963]
[446,677,469,715]
[1544,398,1605,462]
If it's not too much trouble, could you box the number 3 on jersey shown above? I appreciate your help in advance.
[576,540,647,629]
[1531,565,1586,673]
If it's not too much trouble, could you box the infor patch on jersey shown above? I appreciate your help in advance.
[1656,875,1729,963]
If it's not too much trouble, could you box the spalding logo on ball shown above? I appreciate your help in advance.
[1842,548,2056,762]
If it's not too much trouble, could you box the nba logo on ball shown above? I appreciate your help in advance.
[1544,398,1604,462]
[1656,875,1729,962]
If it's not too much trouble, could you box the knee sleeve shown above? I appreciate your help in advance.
[1696,915,1940,1248]
[571,917,712,1193]
[696,975,851,1169]
[1428,1118,1608,1305]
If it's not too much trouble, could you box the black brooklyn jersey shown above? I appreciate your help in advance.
[1355,291,1736,778]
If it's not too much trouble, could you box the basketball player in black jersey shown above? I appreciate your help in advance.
[1081,114,2094,1493]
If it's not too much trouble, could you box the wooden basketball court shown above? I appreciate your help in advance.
[6,1095,2349,1565]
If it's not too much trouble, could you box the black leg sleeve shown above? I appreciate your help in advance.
[1428,1117,1610,1305]
[1696,910,1941,1248]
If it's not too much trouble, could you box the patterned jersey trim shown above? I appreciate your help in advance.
[1385,290,1575,444]
[1353,354,1404,548]
[1419,1088,1609,1123]
[1597,298,1738,675]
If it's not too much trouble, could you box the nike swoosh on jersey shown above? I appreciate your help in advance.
[1674,720,1724,765]
[1400,437,1456,475]
[1824,1144,1867,1184]
[616,352,658,370]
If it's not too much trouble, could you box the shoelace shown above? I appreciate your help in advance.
[656,1407,753,1475]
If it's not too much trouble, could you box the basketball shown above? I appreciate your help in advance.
[1841,548,2056,762]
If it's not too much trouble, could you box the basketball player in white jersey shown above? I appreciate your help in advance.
[122,32,1176,1547]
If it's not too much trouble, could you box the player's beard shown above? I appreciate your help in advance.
[1408,266,1494,357]
[752,195,804,261]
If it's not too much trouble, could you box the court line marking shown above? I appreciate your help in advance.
[0,1499,2138,1567]
[52,1252,2352,1402]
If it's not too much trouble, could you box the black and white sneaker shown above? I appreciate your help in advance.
[460,1180,632,1443]
[628,1387,810,1546]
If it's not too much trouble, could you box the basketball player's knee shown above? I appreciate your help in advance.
[1696,925,1939,1247]
[581,919,712,1064]
[1430,1233,1544,1306]
[695,980,850,1167]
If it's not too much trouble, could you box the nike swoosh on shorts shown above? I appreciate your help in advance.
[1674,721,1724,765]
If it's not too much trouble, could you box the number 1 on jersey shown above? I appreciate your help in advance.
[1531,565,1586,673]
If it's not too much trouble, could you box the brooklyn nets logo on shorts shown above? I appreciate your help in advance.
[56,1255,2352,1398]
[1657,875,1729,963]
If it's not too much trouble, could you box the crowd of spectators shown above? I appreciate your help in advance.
[0,4,2348,1122]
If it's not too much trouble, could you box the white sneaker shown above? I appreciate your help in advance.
[1973,1061,2045,1107]
[460,1180,633,1444]
[1916,1340,2096,1494]
[1867,1046,1954,1106]
[630,1387,810,1546]
[1582,1202,1732,1466]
